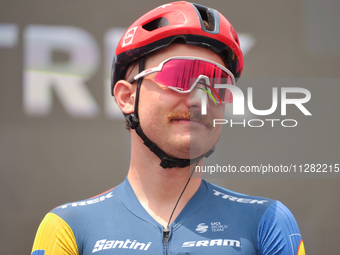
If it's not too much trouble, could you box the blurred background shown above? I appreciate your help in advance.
[1,0,339,254]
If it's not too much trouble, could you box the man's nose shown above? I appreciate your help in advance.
[188,88,207,115]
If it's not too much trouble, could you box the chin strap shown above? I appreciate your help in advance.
[126,57,215,169]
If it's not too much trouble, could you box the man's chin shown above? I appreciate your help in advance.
[159,133,216,160]
[163,142,205,160]
[159,142,212,163]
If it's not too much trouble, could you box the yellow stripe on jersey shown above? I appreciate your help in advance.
[31,213,79,255]
[297,240,306,255]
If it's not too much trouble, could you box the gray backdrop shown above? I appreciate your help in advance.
[1,0,339,254]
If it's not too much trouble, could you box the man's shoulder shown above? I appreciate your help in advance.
[53,186,116,210]
[205,180,277,207]
[50,184,121,224]
[203,180,299,232]
[201,181,304,254]
[202,180,286,223]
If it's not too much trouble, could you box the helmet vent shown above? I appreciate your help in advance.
[142,17,170,31]
[193,4,215,32]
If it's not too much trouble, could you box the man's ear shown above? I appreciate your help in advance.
[113,80,135,115]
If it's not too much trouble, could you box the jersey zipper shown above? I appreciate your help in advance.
[163,228,169,255]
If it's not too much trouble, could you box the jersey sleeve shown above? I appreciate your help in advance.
[31,213,79,255]
[257,201,305,255]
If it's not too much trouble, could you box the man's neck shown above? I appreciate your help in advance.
[127,133,203,228]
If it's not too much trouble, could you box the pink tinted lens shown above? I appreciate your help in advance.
[214,77,234,103]
[154,59,233,102]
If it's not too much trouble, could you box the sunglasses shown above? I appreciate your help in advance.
[128,57,234,103]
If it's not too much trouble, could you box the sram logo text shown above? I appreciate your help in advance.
[183,239,241,248]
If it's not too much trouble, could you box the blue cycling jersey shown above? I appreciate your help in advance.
[31,178,305,255]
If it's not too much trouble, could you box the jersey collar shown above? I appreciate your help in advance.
[117,177,210,231]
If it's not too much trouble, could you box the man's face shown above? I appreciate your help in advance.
[136,44,226,159]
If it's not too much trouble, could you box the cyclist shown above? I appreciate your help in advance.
[32,2,305,254]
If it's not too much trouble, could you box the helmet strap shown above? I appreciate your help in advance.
[126,57,215,169]
[134,123,215,168]
[125,58,144,129]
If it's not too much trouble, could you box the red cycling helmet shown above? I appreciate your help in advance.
[111,1,243,95]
